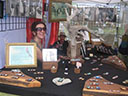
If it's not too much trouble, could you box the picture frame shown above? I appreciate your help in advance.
[0,1,4,18]
[42,48,57,62]
[48,0,71,22]
[6,43,37,68]
[6,0,43,19]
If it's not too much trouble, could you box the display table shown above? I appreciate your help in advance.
[0,46,128,96]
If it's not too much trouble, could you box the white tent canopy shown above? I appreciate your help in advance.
[72,0,128,4]
[64,0,128,46]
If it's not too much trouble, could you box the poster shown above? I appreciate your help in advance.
[6,0,43,19]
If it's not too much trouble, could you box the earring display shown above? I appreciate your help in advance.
[101,55,127,71]
[83,75,128,96]
[0,70,41,88]
[95,43,114,55]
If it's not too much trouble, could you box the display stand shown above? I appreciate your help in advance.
[101,55,127,71]
[42,49,58,70]
[0,71,41,88]
[42,61,58,70]
[83,75,128,96]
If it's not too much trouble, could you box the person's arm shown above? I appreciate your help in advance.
[36,47,42,62]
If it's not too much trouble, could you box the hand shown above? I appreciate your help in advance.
[55,44,59,48]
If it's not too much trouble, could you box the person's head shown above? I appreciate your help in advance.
[58,32,66,42]
[31,21,46,40]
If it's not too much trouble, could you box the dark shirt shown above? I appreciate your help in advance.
[30,39,42,51]
[51,40,69,56]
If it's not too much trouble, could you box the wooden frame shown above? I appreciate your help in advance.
[48,0,71,22]
[0,1,4,18]
[6,43,37,68]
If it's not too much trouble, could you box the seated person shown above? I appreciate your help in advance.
[50,32,69,59]
[118,28,128,68]
[30,21,46,62]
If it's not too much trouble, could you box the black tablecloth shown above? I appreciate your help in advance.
[0,48,128,96]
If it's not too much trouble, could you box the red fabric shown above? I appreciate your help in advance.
[42,0,45,15]
[48,22,59,47]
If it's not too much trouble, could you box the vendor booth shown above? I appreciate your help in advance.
[0,0,128,96]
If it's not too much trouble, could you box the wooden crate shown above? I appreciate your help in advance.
[91,38,102,45]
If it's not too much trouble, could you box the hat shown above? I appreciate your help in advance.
[58,32,66,37]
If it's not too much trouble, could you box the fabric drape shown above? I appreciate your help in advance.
[48,22,59,47]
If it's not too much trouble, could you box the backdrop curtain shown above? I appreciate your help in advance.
[48,22,59,47]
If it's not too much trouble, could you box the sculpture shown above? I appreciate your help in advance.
[63,3,104,59]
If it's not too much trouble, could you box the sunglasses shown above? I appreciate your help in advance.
[35,27,46,32]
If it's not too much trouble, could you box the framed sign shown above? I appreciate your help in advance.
[42,48,57,62]
[48,0,71,22]
[6,43,37,68]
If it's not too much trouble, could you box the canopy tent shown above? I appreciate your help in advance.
[60,0,128,47]
[72,0,128,4]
